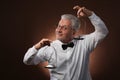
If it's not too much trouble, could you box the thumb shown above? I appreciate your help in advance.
[73,5,81,10]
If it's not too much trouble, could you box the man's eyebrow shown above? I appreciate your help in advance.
[59,25,70,26]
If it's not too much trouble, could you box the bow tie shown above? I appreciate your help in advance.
[62,42,74,50]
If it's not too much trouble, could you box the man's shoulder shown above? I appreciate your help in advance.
[74,35,86,40]
[50,40,62,46]
[74,34,95,41]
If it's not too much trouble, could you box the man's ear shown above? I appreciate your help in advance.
[72,30,76,35]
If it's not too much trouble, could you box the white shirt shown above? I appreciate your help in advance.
[23,13,109,80]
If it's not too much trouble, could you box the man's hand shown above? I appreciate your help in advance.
[34,38,52,50]
[73,5,93,18]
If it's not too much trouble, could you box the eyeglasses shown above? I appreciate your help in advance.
[56,25,73,31]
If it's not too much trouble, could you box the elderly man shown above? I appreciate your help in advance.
[23,6,109,80]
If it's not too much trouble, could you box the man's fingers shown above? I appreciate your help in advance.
[48,39,52,42]
[77,8,83,17]
[42,39,52,46]
[43,39,52,43]
[73,5,81,10]
[77,7,86,18]
[44,41,51,46]
[42,39,52,42]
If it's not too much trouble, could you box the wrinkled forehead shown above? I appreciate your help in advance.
[58,19,72,26]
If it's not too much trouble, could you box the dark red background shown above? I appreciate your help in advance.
[1,0,120,80]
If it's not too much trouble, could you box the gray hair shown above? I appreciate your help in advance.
[61,14,80,31]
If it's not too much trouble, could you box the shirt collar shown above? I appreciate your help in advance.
[54,39,76,45]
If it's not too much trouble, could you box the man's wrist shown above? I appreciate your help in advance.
[88,12,95,19]
[32,46,38,52]
[34,43,43,50]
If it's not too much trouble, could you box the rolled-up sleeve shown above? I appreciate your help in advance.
[88,12,109,44]
[23,46,48,65]
[81,13,109,51]
[23,46,55,65]
[23,46,38,65]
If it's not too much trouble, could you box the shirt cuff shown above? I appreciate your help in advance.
[88,12,96,19]
[32,46,38,53]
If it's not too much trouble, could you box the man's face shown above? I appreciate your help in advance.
[55,19,75,43]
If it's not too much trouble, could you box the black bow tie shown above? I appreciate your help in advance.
[62,42,74,50]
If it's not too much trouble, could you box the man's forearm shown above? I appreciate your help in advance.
[89,12,109,38]
[23,46,38,65]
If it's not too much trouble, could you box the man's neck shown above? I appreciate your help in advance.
[60,38,73,44]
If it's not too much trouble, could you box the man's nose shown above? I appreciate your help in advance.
[57,27,62,31]
[56,27,62,33]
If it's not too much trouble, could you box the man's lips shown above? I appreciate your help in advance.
[56,34,62,36]
[56,32,63,36]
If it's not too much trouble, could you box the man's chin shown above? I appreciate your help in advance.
[57,38,69,43]
[56,37,64,41]
[56,37,62,40]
